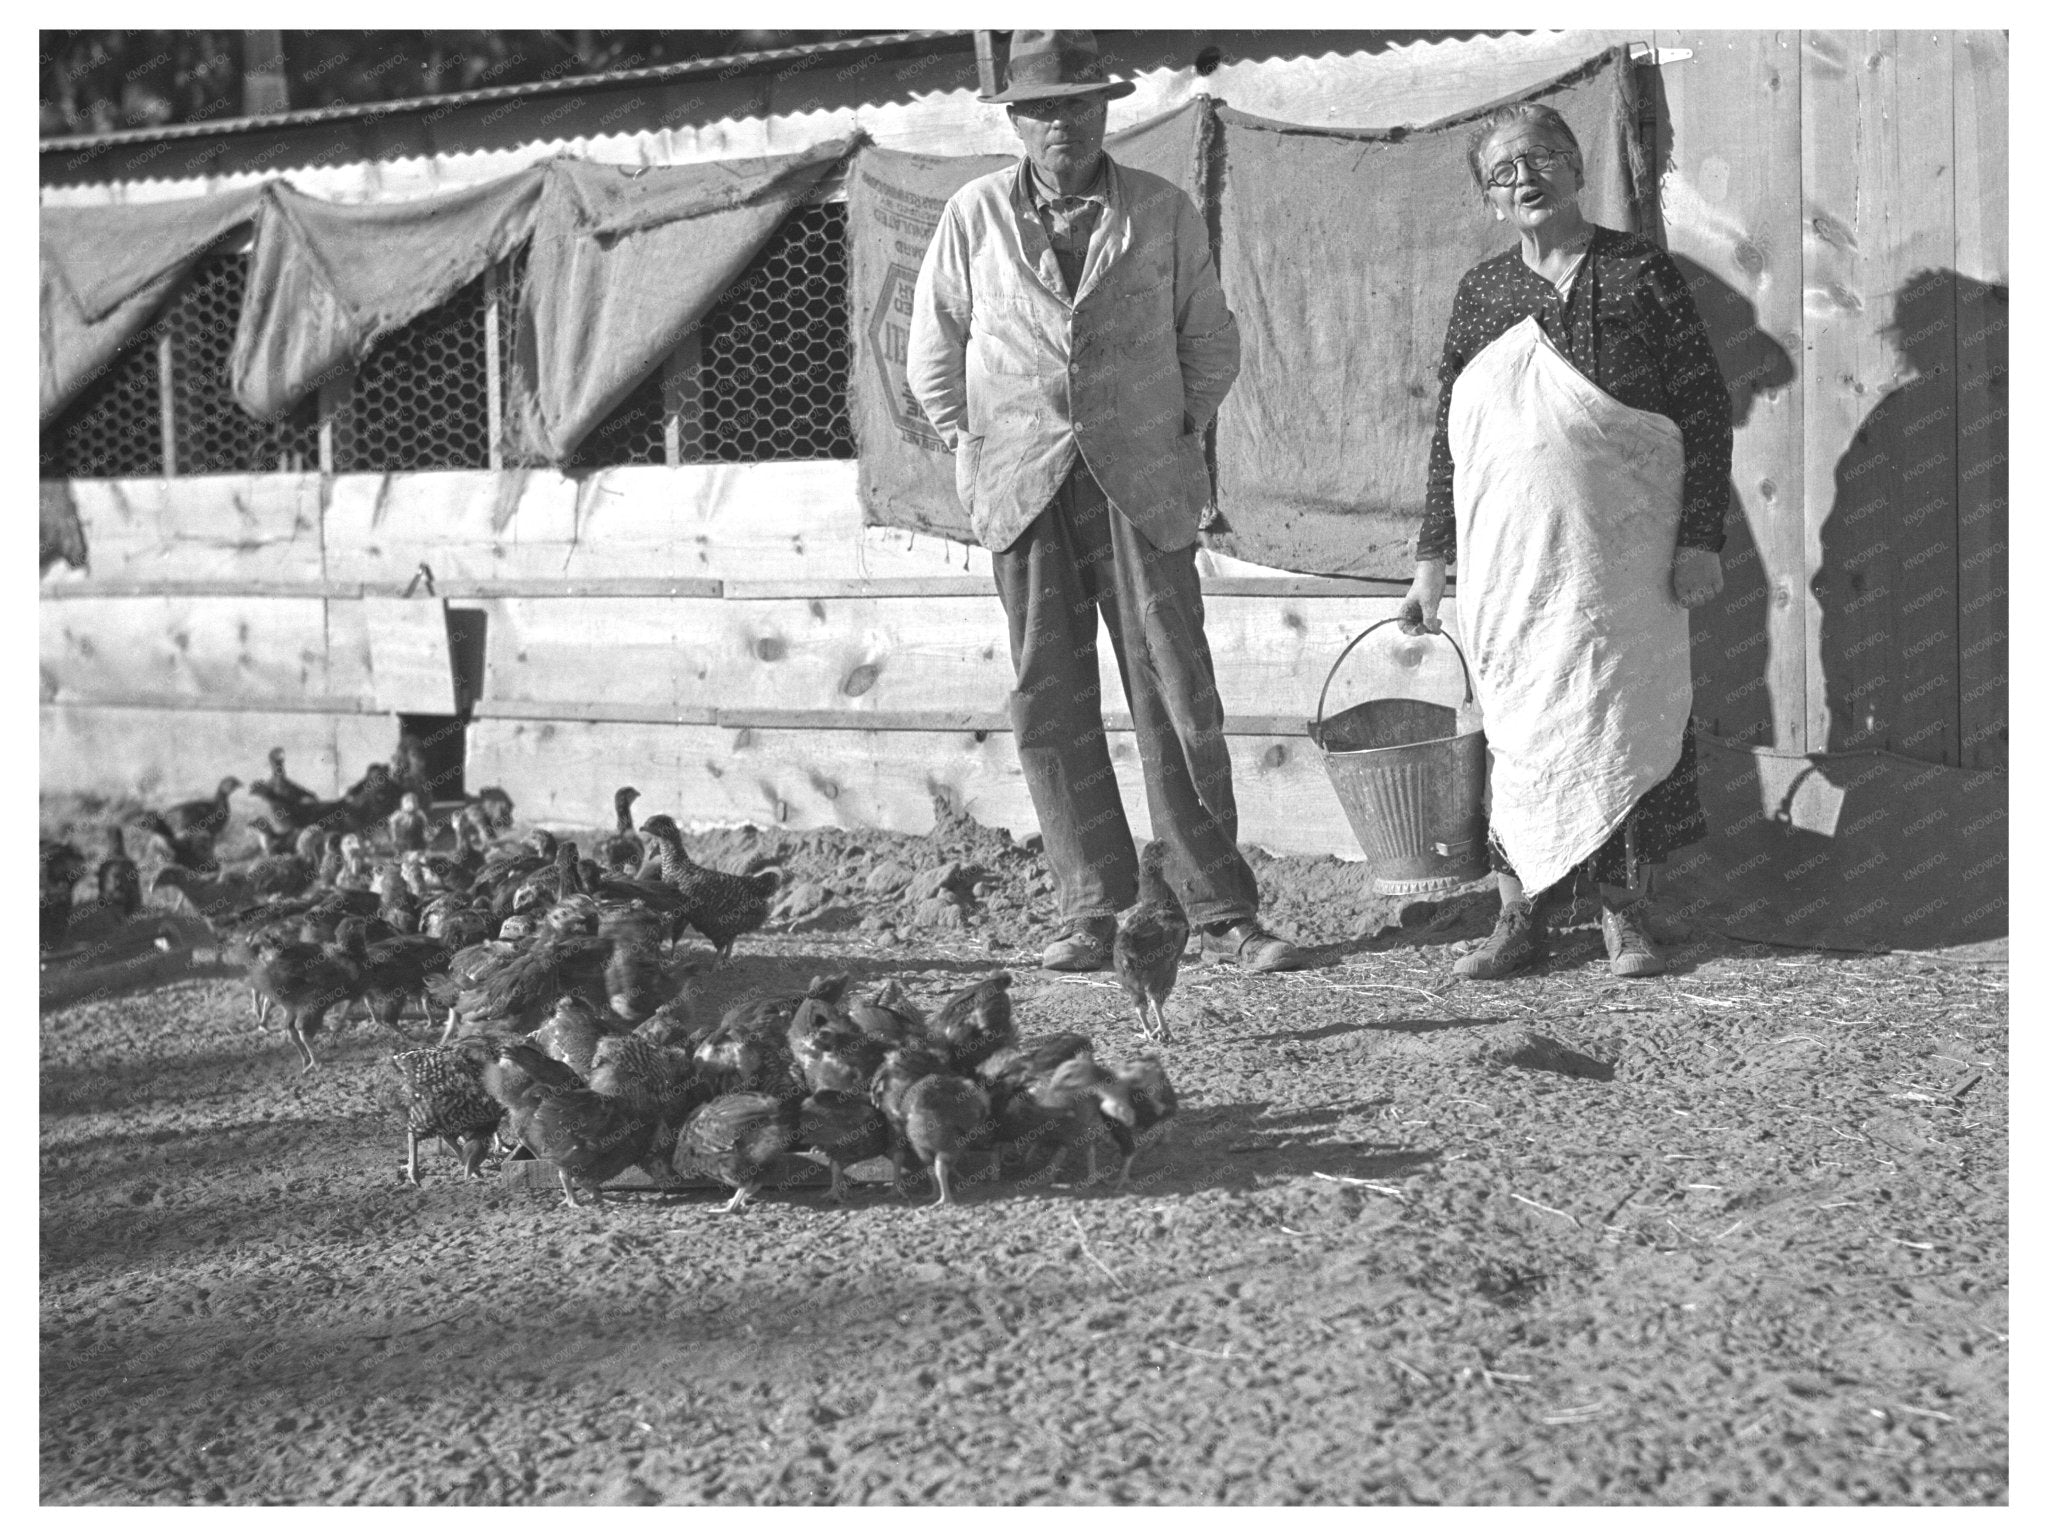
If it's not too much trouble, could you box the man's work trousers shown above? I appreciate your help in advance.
[989,462,1260,929]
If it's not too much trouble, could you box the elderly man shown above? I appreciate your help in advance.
[908,29,1302,974]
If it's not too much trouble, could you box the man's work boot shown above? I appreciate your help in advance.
[1200,918,1305,973]
[1041,916,1117,971]
[1453,897,1547,980]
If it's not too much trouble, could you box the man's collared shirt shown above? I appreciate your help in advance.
[1024,156,1108,298]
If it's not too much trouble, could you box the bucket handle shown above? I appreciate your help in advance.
[1313,617,1476,740]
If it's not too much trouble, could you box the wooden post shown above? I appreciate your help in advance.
[157,326,177,479]
[484,263,504,471]
[243,30,289,117]
[974,31,1004,98]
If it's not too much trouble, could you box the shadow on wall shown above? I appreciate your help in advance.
[1667,253,1796,749]
[1811,267,2008,770]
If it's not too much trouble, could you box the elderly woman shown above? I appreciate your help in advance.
[1399,102,1732,980]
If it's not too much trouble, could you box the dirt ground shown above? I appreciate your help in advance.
[40,805,2008,1505]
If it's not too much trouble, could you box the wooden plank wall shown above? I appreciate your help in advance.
[1653,28,2005,771]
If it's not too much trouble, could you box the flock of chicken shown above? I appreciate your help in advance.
[42,748,1184,1209]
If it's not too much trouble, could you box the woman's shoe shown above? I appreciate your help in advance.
[1601,901,1666,977]
[1453,898,1547,980]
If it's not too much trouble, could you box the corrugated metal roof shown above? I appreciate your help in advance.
[39,31,971,154]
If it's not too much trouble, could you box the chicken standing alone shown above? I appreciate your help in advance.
[246,916,371,1071]
[637,814,780,965]
[1113,840,1190,1043]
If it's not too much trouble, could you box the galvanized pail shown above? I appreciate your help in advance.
[1308,618,1488,895]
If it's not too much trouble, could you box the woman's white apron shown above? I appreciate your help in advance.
[1450,315,1691,895]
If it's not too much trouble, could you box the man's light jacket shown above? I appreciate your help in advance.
[906,156,1241,554]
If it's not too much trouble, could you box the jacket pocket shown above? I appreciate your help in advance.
[953,430,985,513]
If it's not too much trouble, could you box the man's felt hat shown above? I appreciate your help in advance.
[980,29,1137,103]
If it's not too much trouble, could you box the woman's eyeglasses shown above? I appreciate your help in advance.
[1485,146,1577,187]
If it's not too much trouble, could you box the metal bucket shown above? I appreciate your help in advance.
[1308,618,1488,895]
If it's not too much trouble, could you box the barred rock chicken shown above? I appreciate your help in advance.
[40,839,88,953]
[1114,840,1190,1044]
[977,1033,1135,1182]
[389,1037,502,1183]
[95,827,143,918]
[1101,1055,1180,1189]
[602,786,645,876]
[246,916,371,1071]
[134,810,219,875]
[485,1041,658,1207]
[925,970,1017,1074]
[637,814,780,965]
[675,1091,802,1213]
[163,776,241,842]
[386,792,431,854]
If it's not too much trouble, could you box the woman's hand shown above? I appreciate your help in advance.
[1399,559,1447,635]
[1671,547,1724,609]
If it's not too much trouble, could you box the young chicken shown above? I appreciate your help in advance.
[1101,1055,1180,1189]
[485,1041,657,1207]
[637,814,781,965]
[248,818,298,858]
[95,826,143,918]
[247,916,371,1071]
[978,1033,1135,1182]
[587,1031,711,1169]
[602,786,645,875]
[40,839,89,953]
[163,776,242,842]
[784,975,878,1094]
[360,930,453,1029]
[795,1090,893,1204]
[675,1091,802,1213]
[901,1073,992,1207]
[261,746,319,809]
[691,985,817,1096]
[1113,840,1189,1044]
[386,791,431,854]
[134,810,219,875]
[389,1037,502,1183]
[925,970,1017,1074]
[847,978,928,1049]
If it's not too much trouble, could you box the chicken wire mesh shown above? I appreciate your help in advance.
[330,276,493,473]
[167,254,320,476]
[690,202,854,464]
[566,201,855,468]
[42,202,853,481]
[39,319,164,480]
